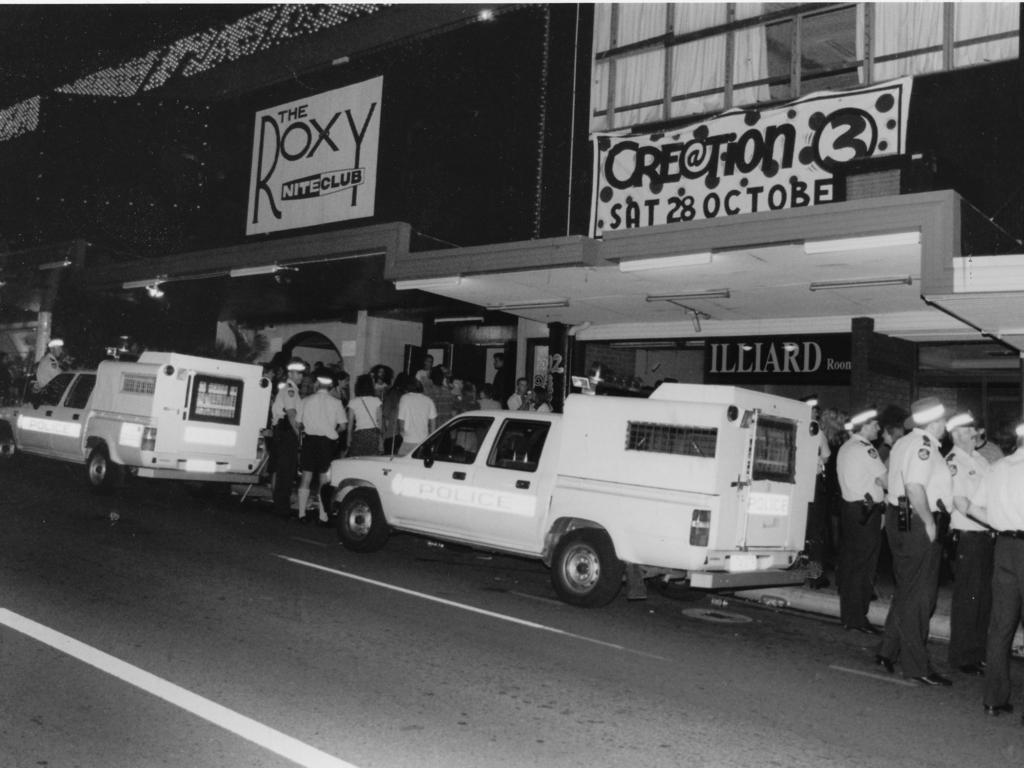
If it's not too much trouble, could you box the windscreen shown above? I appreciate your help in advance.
[189,375,244,425]
[753,416,796,483]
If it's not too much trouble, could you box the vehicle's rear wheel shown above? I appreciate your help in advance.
[550,528,624,607]
[335,489,389,552]
[86,445,121,494]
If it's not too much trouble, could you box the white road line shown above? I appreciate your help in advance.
[277,554,670,661]
[0,608,359,768]
[828,664,917,686]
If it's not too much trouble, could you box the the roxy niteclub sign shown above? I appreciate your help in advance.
[704,335,852,385]
[247,76,383,235]
[590,78,912,237]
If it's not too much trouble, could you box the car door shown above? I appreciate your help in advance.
[386,415,493,538]
[463,417,552,553]
[49,373,96,459]
[16,373,75,455]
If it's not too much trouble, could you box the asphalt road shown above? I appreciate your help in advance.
[2,453,1022,768]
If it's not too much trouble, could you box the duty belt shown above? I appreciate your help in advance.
[996,530,1024,540]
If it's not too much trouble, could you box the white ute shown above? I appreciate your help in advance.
[0,352,271,493]
[328,383,818,606]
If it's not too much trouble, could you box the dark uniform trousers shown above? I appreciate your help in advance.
[948,531,995,667]
[272,420,299,516]
[879,507,943,678]
[838,499,882,628]
[983,537,1024,707]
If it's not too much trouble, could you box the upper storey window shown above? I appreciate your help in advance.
[590,2,1019,132]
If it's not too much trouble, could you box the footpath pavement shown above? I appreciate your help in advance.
[733,575,1024,656]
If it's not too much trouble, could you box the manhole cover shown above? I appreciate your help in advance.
[681,607,753,624]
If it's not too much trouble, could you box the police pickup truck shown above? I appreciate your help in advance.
[328,383,818,607]
[0,352,270,493]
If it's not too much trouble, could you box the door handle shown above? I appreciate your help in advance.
[516,480,530,489]
[452,471,466,480]
[45,410,53,417]
[72,414,80,420]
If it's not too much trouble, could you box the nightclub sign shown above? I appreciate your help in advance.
[704,335,851,385]
[247,76,382,235]
[590,78,912,237]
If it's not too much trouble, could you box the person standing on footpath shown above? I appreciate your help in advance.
[876,396,954,686]
[836,407,887,634]
[396,377,436,456]
[968,422,1024,720]
[943,411,994,676]
[295,373,347,524]
[271,358,306,518]
[346,373,383,457]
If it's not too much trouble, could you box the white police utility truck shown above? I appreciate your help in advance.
[0,352,271,492]
[328,383,818,606]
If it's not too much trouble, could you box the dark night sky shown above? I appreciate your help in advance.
[0,4,261,107]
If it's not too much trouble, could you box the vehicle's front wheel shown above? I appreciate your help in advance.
[550,528,624,607]
[86,445,122,494]
[335,489,389,552]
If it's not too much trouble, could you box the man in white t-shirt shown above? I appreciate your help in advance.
[397,378,437,456]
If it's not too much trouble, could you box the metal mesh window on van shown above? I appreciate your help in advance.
[626,422,717,458]
[121,374,156,395]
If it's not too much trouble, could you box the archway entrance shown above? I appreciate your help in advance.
[283,331,342,370]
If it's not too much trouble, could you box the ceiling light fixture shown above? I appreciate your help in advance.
[38,259,72,270]
[123,276,169,290]
[803,231,920,254]
[229,264,285,278]
[146,283,165,299]
[433,315,485,325]
[808,276,913,291]
[645,288,730,302]
[618,252,713,272]
[488,299,569,311]
[394,276,463,290]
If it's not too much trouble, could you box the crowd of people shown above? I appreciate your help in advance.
[263,353,558,524]
[811,394,1024,718]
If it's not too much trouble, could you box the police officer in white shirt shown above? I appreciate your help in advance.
[876,397,953,686]
[271,358,305,517]
[944,411,993,676]
[969,422,1024,719]
[34,338,66,391]
[836,407,887,634]
[296,373,347,523]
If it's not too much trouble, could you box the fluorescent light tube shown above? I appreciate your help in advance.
[123,276,168,290]
[645,289,730,302]
[803,231,920,254]
[619,252,713,272]
[808,276,913,291]
[489,299,569,311]
[434,315,484,324]
[229,264,282,278]
[394,276,462,290]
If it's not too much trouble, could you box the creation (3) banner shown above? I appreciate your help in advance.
[247,76,382,235]
[590,78,912,237]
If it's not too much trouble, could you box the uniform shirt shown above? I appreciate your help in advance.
[271,379,301,423]
[35,352,61,389]
[886,427,952,512]
[297,389,347,438]
[397,391,437,444]
[973,448,1024,532]
[837,433,886,503]
[946,447,990,532]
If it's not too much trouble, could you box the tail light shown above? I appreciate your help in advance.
[690,508,711,546]
[256,435,267,461]
[141,427,157,452]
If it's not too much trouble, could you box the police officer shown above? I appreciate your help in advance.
[944,411,993,676]
[969,422,1024,719]
[876,396,953,685]
[295,373,347,523]
[34,338,66,391]
[271,358,306,518]
[836,407,887,634]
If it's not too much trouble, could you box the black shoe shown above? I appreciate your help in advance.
[875,655,895,674]
[983,703,1013,716]
[959,664,985,676]
[914,672,953,687]
[845,624,881,636]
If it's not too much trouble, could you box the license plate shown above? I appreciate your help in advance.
[185,459,217,474]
